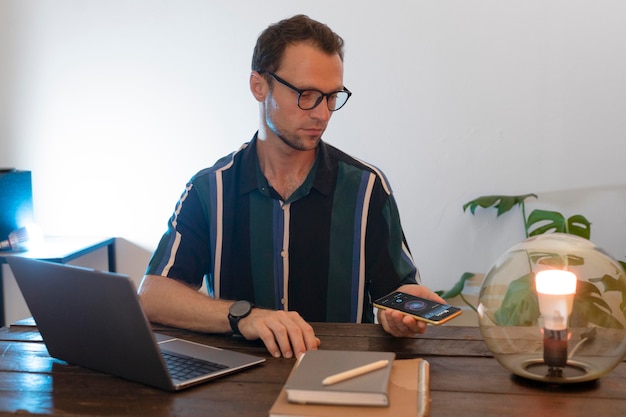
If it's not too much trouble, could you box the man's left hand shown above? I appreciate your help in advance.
[377,284,447,337]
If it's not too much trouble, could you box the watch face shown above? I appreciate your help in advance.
[230,300,251,317]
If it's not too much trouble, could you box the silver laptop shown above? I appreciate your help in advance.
[7,256,265,391]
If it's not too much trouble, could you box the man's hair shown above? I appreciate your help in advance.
[251,14,344,73]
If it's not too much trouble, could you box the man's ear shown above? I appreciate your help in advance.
[250,71,267,102]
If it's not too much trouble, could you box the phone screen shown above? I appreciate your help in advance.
[373,291,462,325]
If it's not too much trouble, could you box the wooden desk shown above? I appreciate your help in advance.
[0,236,116,326]
[0,323,624,416]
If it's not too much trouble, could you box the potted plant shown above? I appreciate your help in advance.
[438,194,626,328]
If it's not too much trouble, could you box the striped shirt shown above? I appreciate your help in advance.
[146,134,420,323]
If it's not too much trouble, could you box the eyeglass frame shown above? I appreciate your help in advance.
[258,71,352,111]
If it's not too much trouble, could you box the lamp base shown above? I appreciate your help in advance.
[514,359,598,384]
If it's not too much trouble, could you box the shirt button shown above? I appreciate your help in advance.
[281,250,287,257]
[281,298,286,305]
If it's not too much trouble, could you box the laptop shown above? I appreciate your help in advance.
[7,256,265,391]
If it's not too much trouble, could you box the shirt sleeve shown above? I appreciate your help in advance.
[365,181,420,302]
[145,182,211,289]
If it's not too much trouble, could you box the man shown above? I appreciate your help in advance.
[138,14,445,359]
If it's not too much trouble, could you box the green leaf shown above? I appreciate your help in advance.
[493,273,540,326]
[439,272,476,300]
[590,273,626,317]
[526,209,591,238]
[567,215,592,239]
[527,209,566,235]
[528,251,584,268]
[589,274,626,293]
[463,194,537,217]
[572,281,623,329]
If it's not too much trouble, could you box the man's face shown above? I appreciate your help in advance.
[262,43,344,152]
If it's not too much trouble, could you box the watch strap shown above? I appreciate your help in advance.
[228,300,254,335]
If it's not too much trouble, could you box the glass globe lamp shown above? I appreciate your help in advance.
[477,233,626,383]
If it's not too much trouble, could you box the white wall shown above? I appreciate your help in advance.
[2,0,625,294]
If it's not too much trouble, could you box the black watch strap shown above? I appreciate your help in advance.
[228,300,254,335]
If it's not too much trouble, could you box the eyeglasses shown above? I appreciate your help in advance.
[260,71,352,111]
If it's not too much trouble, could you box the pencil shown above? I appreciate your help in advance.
[321,359,390,386]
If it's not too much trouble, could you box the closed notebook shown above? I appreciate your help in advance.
[270,358,430,417]
[284,350,395,406]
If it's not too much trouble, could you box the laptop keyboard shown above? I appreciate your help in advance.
[162,351,228,381]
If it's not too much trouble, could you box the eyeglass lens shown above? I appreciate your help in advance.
[298,90,350,111]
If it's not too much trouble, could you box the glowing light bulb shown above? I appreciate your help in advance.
[535,269,577,375]
[536,270,577,329]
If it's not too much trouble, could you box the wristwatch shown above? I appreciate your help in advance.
[228,300,254,335]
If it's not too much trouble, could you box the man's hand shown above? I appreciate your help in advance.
[237,309,320,359]
[377,284,447,337]
[138,275,320,358]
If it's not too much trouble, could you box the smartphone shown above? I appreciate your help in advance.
[373,291,462,325]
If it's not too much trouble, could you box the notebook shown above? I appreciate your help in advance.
[7,256,265,391]
[270,358,430,417]
[284,350,395,406]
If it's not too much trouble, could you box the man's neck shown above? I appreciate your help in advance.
[256,137,318,200]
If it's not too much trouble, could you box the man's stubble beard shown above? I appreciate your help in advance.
[266,114,323,152]
[276,131,321,152]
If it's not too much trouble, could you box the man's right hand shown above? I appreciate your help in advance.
[237,308,320,359]
[138,274,319,359]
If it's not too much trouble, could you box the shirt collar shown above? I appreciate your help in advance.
[238,133,335,198]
